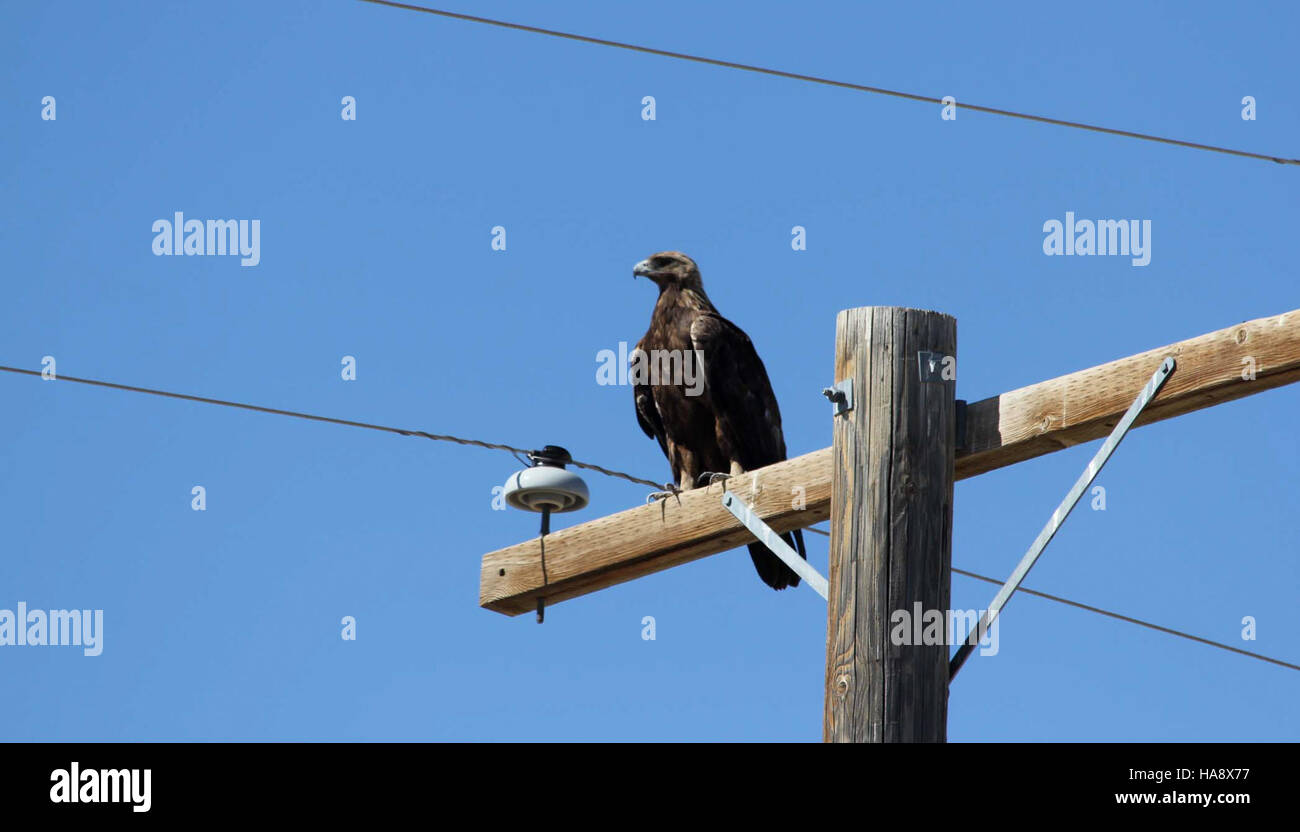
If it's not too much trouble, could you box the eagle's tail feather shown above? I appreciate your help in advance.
[748,528,806,591]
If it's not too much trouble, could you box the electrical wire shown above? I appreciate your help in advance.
[0,365,665,489]
[803,525,1297,673]
[952,567,1300,672]
[357,0,1299,167]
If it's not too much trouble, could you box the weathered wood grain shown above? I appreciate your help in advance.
[823,308,955,743]
[957,308,1300,477]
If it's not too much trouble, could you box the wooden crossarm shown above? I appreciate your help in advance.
[481,307,1300,616]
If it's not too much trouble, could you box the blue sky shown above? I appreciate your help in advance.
[1,0,1296,741]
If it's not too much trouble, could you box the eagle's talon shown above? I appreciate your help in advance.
[697,472,732,490]
[647,483,682,520]
[646,483,682,506]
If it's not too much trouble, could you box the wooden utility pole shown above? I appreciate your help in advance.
[824,308,956,742]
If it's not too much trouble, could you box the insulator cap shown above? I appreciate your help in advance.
[503,445,589,513]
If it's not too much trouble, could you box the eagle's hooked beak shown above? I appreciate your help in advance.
[633,259,654,280]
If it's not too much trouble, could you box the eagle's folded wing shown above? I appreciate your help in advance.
[689,313,787,471]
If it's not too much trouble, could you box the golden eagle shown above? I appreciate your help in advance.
[631,251,806,590]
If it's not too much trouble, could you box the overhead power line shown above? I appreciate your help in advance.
[950,567,1300,672]
[358,0,1299,167]
[0,365,664,489]
[807,523,1297,673]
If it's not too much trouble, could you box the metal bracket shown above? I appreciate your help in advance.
[955,399,968,452]
[821,378,853,417]
[949,356,1176,680]
[721,491,828,600]
[918,350,954,383]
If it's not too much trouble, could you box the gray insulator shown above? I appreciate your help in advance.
[503,465,589,513]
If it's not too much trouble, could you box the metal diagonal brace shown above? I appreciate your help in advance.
[949,356,1176,680]
[721,491,829,600]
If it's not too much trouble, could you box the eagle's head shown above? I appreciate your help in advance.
[633,251,703,291]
